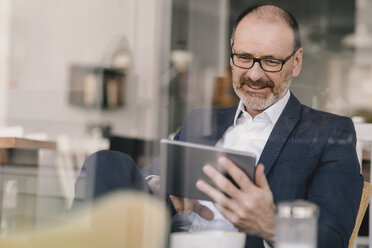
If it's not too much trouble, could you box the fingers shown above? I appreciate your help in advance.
[184,198,194,215]
[147,176,161,197]
[169,195,211,218]
[218,157,253,190]
[214,203,236,224]
[202,163,241,197]
[196,179,231,207]
[193,201,214,220]
[169,195,184,215]
[255,163,270,191]
[169,196,193,215]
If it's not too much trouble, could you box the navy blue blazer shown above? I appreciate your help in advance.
[173,93,363,248]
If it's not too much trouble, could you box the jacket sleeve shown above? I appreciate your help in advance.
[307,117,363,248]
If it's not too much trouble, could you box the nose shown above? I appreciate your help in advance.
[246,61,265,81]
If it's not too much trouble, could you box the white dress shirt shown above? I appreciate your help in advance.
[185,90,290,239]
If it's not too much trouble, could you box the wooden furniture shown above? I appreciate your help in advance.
[0,137,56,166]
[354,123,372,247]
[349,182,372,248]
[0,137,56,149]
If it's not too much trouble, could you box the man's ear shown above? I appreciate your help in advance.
[230,39,234,68]
[229,38,234,68]
[292,48,303,77]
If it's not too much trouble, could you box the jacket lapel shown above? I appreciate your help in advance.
[215,106,237,140]
[258,93,302,176]
[197,106,237,146]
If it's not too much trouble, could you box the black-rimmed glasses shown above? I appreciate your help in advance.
[231,49,297,72]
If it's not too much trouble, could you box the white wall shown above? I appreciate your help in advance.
[0,0,11,127]
[5,0,172,139]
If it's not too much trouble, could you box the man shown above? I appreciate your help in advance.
[74,4,363,248]
[165,4,363,248]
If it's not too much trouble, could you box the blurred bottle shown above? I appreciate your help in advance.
[275,200,319,248]
[0,180,18,237]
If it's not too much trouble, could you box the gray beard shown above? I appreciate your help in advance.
[233,80,291,111]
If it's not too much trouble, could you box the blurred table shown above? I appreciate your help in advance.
[0,137,56,166]
[0,137,66,236]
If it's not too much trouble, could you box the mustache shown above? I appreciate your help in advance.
[239,77,274,89]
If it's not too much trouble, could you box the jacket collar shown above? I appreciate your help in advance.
[258,93,302,176]
[233,90,291,127]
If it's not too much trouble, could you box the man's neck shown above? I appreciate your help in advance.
[243,90,291,119]
[244,107,264,119]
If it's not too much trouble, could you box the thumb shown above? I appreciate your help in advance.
[193,201,214,220]
[255,163,270,190]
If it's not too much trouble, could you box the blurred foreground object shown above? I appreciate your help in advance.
[0,137,58,234]
[170,231,246,248]
[0,191,169,248]
[275,200,319,248]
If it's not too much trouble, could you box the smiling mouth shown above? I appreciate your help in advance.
[248,85,267,90]
[239,77,274,92]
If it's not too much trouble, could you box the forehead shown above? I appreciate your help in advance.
[233,16,294,56]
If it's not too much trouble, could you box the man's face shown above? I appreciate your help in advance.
[231,16,303,115]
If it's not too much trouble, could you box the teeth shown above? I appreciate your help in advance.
[250,85,264,89]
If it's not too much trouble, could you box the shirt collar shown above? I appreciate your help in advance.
[233,90,291,126]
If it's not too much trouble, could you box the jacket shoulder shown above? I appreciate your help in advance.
[174,105,237,143]
[300,105,354,127]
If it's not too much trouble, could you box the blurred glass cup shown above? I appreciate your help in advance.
[275,200,319,248]
[170,231,246,248]
[1,180,19,237]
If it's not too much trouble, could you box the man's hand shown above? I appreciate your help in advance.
[196,157,275,242]
[169,195,214,220]
[147,175,161,197]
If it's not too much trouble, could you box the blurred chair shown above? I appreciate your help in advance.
[354,123,372,247]
[0,191,169,248]
[56,134,110,209]
[354,123,372,171]
[109,136,158,168]
[349,182,372,248]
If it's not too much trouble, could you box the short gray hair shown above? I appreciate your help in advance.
[231,4,301,50]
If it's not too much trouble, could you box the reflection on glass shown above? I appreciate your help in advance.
[0,0,369,246]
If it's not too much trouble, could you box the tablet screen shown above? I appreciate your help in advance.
[160,139,256,201]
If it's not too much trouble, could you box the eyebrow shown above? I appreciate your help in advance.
[232,51,279,60]
[260,55,278,59]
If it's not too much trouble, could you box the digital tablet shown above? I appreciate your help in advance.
[160,139,256,201]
